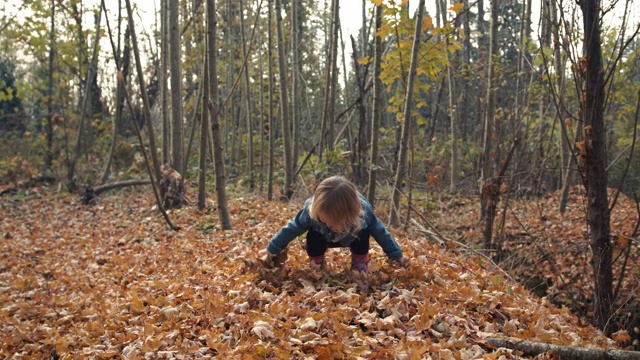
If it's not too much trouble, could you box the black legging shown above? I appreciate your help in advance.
[305,229,370,257]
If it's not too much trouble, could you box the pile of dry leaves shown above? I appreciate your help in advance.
[0,188,633,358]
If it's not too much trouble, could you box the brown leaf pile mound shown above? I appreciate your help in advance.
[0,190,622,358]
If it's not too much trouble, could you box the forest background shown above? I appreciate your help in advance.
[1,0,639,356]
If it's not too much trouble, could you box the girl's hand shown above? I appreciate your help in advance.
[397,256,410,268]
[258,249,274,267]
[258,249,288,267]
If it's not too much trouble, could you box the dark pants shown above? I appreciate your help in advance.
[305,229,370,257]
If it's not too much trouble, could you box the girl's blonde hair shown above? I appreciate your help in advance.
[309,176,362,234]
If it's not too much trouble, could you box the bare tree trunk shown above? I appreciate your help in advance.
[367,3,383,209]
[291,0,301,171]
[487,337,640,359]
[121,76,178,231]
[404,113,415,230]
[320,0,338,160]
[68,6,102,189]
[239,0,255,190]
[438,0,458,192]
[258,3,265,194]
[389,0,425,227]
[225,0,233,163]
[161,0,170,165]
[170,0,184,175]
[101,3,130,183]
[124,0,162,182]
[207,0,232,230]
[45,0,55,173]
[267,0,275,201]
[475,0,487,151]
[71,3,87,117]
[327,0,340,151]
[480,0,499,250]
[185,71,203,169]
[553,0,574,214]
[198,54,210,211]
[459,0,472,143]
[275,0,293,198]
[103,17,176,230]
[351,35,367,187]
[580,0,613,333]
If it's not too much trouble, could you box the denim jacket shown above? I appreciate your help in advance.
[266,194,404,260]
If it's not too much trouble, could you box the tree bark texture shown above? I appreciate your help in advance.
[275,0,293,198]
[198,54,210,211]
[45,0,55,172]
[580,0,613,333]
[124,0,162,182]
[319,0,338,160]
[68,5,102,189]
[486,337,640,359]
[480,0,500,250]
[207,0,232,230]
[267,0,275,201]
[350,35,368,187]
[389,0,425,226]
[170,0,184,174]
[101,12,130,183]
[239,0,255,190]
[161,0,170,165]
[367,4,383,209]
[291,0,301,171]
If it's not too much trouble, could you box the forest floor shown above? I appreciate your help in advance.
[0,182,638,358]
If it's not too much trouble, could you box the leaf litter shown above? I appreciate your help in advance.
[0,190,629,358]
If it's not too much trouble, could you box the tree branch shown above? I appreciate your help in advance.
[486,337,640,359]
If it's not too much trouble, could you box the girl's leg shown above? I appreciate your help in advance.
[306,230,328,265]
[349,230,370,272]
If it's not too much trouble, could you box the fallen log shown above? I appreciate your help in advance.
[486,337,640,359]
[81,179,151,204]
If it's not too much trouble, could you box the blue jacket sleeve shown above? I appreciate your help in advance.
[266,202,312,254]
[363,200,404,260]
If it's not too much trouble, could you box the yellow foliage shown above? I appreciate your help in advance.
[358,56,371,65]
[449,2,465,14]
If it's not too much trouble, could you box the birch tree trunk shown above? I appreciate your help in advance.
[389,0,425,227]
[207,0,232,229]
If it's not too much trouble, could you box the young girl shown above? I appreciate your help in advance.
[259,176,410,272]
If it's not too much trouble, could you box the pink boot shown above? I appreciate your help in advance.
[351,253,368,272]
[309,255,325,267]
